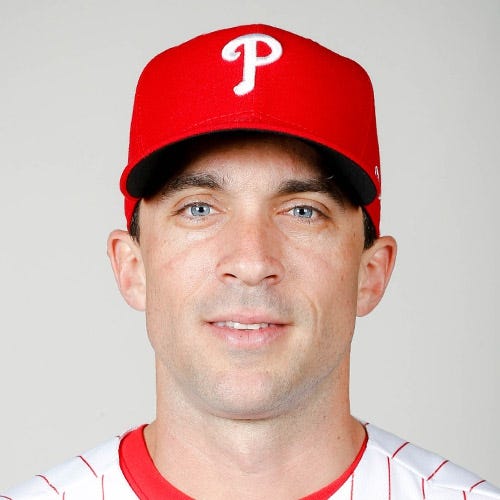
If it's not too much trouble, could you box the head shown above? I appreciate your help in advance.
[108,131,396,419]
[108,25,396,419]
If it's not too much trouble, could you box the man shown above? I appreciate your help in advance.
[2,24,499,499]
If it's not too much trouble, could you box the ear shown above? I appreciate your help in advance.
[107,230,146,311]
[356,236,397,317]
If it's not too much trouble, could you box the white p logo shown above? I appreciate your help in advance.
[222,33,283,96]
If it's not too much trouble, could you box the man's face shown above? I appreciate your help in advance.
[135,134,367,420]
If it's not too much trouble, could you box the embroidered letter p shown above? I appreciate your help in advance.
[222,33,283,96]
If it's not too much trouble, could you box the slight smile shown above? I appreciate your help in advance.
[212,321,275,330]
[207,319,288,349]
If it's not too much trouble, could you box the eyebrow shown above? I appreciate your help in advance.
[277,178,346,207]
[158,173,224,198]
[157,172,346,206]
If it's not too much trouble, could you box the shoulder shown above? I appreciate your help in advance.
[361,423,500,499]
[0,434,136,499]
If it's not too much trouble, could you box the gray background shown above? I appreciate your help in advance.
[1,0,499,491]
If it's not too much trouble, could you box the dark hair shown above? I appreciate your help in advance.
[128,132,377,249]
[129,204,141,242]
[362,209,377,249]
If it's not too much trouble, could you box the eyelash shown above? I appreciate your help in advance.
[289,205,317,219]
[285,203,328,223]
[175,202,214,218]
[173,201,327,223]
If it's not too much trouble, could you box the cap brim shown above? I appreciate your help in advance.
[125,129,377,205]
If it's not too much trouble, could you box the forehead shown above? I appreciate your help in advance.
[165,132,327,187]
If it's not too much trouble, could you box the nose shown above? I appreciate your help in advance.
[215,215,285,287]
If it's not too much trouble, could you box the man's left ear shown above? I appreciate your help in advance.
[357,236,397,317]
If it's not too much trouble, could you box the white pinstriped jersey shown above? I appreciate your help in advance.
[2,423,499,499]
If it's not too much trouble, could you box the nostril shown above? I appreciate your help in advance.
[216,254,284,286]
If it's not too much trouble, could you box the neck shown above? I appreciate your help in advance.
[144,360,365,500]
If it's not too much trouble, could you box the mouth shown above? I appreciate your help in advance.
[207,318,287,348]
[212,321,274,331]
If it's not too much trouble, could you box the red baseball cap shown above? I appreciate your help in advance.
[121,24,381,234]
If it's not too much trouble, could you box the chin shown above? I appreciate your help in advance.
[203,371,304,420]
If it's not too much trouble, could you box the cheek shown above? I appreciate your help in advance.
[289,237,361,334]
[146,229,212,280]
[289,230,361,294]
[142,233,217,325]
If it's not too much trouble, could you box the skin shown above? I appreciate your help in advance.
[108,134,397,499]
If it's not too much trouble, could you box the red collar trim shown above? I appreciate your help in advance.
[119,425,193,499]
[301,430,367,499]
[119,425,368,500]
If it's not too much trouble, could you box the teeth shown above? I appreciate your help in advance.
[214,321,271,330]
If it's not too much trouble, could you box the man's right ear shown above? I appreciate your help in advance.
[107,230,146,311]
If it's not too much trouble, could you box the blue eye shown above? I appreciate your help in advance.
[189,203,211,216]
[292,206,314,218]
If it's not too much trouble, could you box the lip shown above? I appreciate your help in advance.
[206,312,286,325]
[205,313,289,349]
